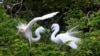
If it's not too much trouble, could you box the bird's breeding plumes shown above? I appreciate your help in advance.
[66,25,82,35]
[16,23,27,33]
[16,12,59,47]
[51,23,81,49]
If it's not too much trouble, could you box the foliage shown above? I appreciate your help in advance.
[0,0,100,56]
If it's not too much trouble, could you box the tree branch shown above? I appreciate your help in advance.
[86,11,94,25]
[15,0,23,14]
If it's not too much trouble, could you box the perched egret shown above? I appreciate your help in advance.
[51,23,81,49]
[16,12,59,46]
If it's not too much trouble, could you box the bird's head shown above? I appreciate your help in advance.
[51,23,59,31]
[36,26,45,33]
[16,23,27,33]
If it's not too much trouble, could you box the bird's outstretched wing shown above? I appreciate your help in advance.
[41,11,59,19]
[27,11,59,29]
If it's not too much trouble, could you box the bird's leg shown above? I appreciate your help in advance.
[28,38,32,47]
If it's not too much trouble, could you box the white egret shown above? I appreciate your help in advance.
[16,12,59,46]
[51,23,81,49]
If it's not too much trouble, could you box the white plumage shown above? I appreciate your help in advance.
[51,23,81,49]
[16,12,59,46]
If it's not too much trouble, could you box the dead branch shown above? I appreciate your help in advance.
[15,0,23,15]
[86,11,94,25]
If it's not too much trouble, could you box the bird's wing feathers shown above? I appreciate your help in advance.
[27,12,59,29]
[41,11,59,19]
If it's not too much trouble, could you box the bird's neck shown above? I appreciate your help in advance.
[51,29,59,41]
[31,30,41,42]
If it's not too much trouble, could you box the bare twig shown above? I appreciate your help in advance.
[28,10,33,16]
[15,0,23,14]
[24,7,33,16]
[5,0,33,18]
[6,0,23,17]
[86,11,94,25]
[56,11,67,22]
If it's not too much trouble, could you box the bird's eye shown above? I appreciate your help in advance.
[42,30,45,32]
[20,29,24,32]
[42,29,45,31]
[51,25,54,29]
[40,29,45,33]
[51,26,55,31]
